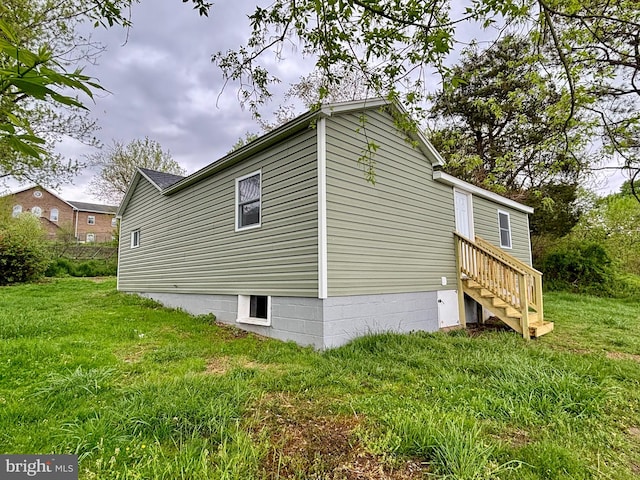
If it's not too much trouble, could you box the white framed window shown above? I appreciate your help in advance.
[237,294,271,326]
[498,210,512,249]
[111,218,117,228]
[50,208,59,222]
[87,215,96,225]
[12,205,22,217]
[32,206,42,217]
[33,190,43,198]
[86,233,95,243]
[131,229,140,248]
[235,170,261,231]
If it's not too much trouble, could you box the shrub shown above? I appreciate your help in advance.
[538,240,615,295]
[45,258,117,277]
[0,214,51,285]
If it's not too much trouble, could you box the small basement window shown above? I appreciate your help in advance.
[237,294,271,326]
[498,210,512,249]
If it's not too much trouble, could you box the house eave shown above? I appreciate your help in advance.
[433,171,534,214]
[164,109,320,195]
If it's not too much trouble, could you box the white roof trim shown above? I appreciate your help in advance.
[433,170,534,214]
[137,168,165,192]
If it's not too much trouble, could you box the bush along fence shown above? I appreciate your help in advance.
[44,243,118,278]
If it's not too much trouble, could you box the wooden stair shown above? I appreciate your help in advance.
[455,234,553,339]
[462,279,553,338]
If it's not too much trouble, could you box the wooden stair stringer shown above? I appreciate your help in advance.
[462,282,523,334]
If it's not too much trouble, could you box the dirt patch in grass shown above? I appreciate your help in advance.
[606,351,640,363]
[204,356,272,375]
[466,317,512,336]
[496,428,532,448]
[253,394,427,479]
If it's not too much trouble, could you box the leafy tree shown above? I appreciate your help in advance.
[227,132,260,153]
[429,35,592,196]
[212,0,640,180]
[572,188,640,275]
[88,137,186,204]
[0,0,210,187]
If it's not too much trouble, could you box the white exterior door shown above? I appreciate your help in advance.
[454,190,474,239]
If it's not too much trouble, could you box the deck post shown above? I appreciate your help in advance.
[518,274,530,340]
[454,235,466,328]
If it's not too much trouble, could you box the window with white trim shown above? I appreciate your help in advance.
[498,211,512,249]
[87,215,96,225]
[12,205,22,217]
[235,171,261,230]
[111,218,117,228]
[86,233,95,243]
[32,206,42,217]
[237,294,271,326]
[131,229,140,248]
[50,208,59,222]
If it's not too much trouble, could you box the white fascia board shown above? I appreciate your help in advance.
[116,170,143,218]
[321,99,445,167]
[433,170,534,214]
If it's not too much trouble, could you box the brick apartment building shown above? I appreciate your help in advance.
[4,186,118,243]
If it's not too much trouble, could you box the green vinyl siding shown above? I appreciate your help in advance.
[473,196,532,266]
[325,108,457,296]
[118,128,319,296]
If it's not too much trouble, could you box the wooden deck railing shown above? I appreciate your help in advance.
[473,236,543,319]
[454,233,544,338]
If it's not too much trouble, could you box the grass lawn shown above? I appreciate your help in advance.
[1,278,639,479]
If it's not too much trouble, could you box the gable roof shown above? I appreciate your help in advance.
[66,201,118,214]
[5,185,117,213]
[139,168,185,190]
[117,98,532,216]
[161,98,445,197]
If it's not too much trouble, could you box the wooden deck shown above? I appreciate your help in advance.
[455,233,553,338]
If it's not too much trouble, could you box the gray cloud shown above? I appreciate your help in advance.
[46,0,309,203]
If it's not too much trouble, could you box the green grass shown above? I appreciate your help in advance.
[1,278,639,479]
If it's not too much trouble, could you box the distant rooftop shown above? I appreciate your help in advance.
[139,168,185,189]
[67,201,118,214]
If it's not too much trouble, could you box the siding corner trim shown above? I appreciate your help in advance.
[317,117,328,299]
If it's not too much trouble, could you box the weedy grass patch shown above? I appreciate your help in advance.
[0,278,639,479]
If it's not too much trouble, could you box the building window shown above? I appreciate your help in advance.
[235,171,261,230]
[86,233,95,243]
[237,294,271,326]
[33,190,42,198]
[32,206,42,217]
[12,205,22,217]
[87,215,96,225]
[131,230,140,248]
[50,208,59,222]
[111,218,117,228]
[498,211,512,249]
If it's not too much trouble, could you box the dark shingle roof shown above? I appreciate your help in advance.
[139,167,185,189]
[67,201,118,213]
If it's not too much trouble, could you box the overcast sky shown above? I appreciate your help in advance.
[4,1,628,204]
[8,0,314,204]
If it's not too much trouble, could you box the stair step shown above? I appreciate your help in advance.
[492,297,507,307]
[465,280,482,289]
[505,307,522,318]
[529,321,554,337]
[480,289,495,298]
